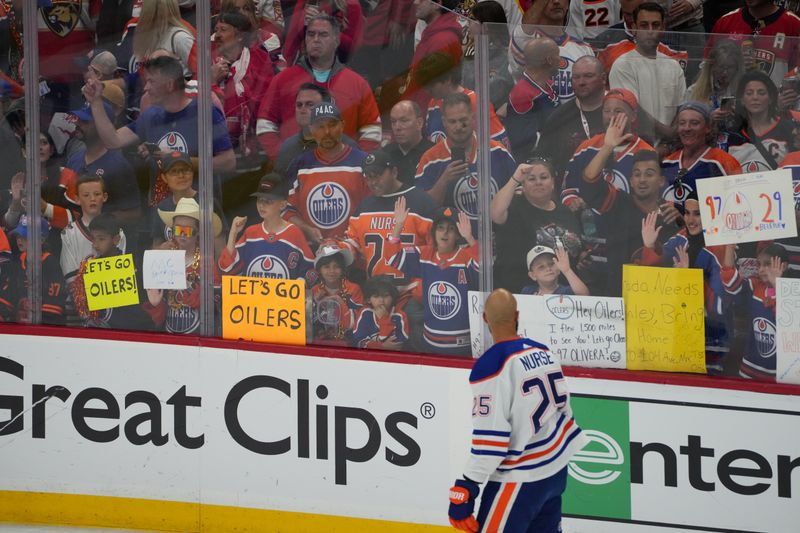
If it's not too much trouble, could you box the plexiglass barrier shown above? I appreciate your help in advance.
[8,0,800,383]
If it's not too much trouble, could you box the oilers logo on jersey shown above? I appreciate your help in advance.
[454,174,498,219]
[428,281,461,321]
[603,168,630,194]
[554,56,575,101]
[158,132,190,154]
[307,182,350,229]
[793,180,800,210]
[662,181,692,204]
[753,318,777,358]
[743,160,774,173]
[247,254,291,278]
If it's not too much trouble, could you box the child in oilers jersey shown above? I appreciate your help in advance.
[721,243,789,381]
[448,289,585,533]
[70,214,153,330]
[352,275,409,351]
[8,216,66,325]
[219,173,315,282]
[311,242,363,345]
[521,245,590,296]
[384,199,478,356]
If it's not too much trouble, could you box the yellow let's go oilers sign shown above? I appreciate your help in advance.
[222,276,306,345]
[83,254,140,311]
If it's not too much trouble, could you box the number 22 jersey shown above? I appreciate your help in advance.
[466,337,586,483]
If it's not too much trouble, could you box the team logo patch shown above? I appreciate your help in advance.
[662,181,692,203]
[157,132,189,154]
[753,318,776,358]
[41,0,81,37]
[793,180,800,210]
[247,255,290,278]
[744,160,772,173]
[754,49,776,76]
[555,56,576,100]
[428,281,461,320]
[307,182,350,229]
[602,168,630,194]
[454,173,498,219]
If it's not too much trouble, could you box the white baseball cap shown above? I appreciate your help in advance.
[526,245,556,269]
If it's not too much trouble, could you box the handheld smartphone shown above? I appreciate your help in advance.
[451,146,466,163]
[720,96,735,110]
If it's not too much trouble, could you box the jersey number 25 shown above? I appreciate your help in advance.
[522,371,566,432]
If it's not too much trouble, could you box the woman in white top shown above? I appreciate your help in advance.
[131,0,195,76]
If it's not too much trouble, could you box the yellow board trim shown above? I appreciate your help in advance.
[0,491,450,532]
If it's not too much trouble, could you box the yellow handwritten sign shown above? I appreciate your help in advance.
[222,276,306,345]
[83,254,140,311]
[622,265,706,373]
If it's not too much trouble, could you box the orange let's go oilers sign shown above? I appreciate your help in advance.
[222,276,306,345]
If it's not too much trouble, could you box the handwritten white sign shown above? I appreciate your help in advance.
[696,169,798,246]
[777,277,800,385]
[468,291,627,369]
[143,250,187,290]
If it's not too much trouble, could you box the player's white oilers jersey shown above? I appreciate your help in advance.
[466,337,587,483]
[567,0,621,40]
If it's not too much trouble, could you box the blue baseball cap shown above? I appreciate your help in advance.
[11,215,49,240]
[70,101,115,123]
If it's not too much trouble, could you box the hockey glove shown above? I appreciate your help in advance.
[448,478,480,532]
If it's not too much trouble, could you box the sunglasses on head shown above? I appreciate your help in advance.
[173,224,197,238]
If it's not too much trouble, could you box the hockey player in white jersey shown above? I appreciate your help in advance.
[448,289,586,532]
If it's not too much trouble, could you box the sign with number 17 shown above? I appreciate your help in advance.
[696,169,798,246]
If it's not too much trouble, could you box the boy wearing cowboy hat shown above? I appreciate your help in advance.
[143,197,222,334]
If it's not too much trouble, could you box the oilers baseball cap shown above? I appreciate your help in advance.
[159,151,193,172]
[311,102,341,124]
[251,173,289,200]
[526,245,556,269]
[362,148,396,176]
[432,206,459,226]
[70,101,115,123]
[604,88,638,112]
[11,215,50,240]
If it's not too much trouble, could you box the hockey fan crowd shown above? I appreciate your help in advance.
[1,0,800,381]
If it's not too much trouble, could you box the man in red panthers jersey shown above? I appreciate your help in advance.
[706,0,800,90]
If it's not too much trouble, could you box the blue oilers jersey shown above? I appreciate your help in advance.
[466,337,586,484]
[128,99,233,156]
[561,134,654,206]
[506,74,559,162]
[387,242,479,354]
[661,148,743,204]
[352,307,410,349]
[426,88,508,146]
[218,222,315,282]
[415,137,517,222]
[722,267,777,381]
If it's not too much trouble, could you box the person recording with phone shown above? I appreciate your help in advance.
[415,93,516,234]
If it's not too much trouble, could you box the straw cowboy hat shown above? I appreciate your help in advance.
[158,197,222,237]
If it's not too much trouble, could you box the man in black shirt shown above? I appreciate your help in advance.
[537,56,606,178]
[383,100,434,186]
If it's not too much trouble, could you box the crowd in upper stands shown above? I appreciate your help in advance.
[2,0,800,381]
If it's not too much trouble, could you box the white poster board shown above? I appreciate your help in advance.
[776,277,800,384]
[143,250,187,289]
[696,169,797,246]
[468,291,626,369]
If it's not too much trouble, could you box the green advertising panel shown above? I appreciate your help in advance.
[563,396,631,520]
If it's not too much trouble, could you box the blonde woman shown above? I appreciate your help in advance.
[131,0,197,75]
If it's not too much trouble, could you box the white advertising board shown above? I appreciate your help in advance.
[1,333,799,533]
[696,169,798,246]
[468,291,626,369]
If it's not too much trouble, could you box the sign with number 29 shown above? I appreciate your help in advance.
[696,169,798,246]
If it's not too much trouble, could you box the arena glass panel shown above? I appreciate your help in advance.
[16,0,800,386]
